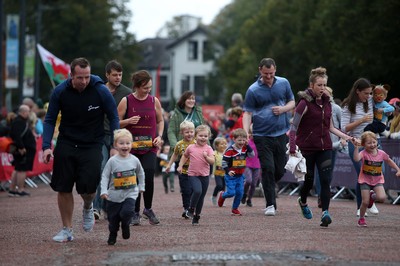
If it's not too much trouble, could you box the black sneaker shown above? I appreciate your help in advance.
[182,209,189,219]
[241,194,247,204]
[93,209,100,220]
[246,200,253,207]
[107,232,117,245]
[186,208,194,219]
[8,190,17,197]
[192,215,200,226]
[143,208,160,225]
[121,223,130,239]
[17,191,30,197]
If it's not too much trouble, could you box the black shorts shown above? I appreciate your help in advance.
[50,142,102,194]
[12,148,36,171]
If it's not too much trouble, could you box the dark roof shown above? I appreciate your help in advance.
[137,38,174,70]
[166,26,209,49]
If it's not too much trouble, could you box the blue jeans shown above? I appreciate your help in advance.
[254,134,288,209]
[223,175,245,209]
[189,175,209,215]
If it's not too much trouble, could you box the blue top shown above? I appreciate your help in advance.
[42,75,119,150]
[243,76,294,137]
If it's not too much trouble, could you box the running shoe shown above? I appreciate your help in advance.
[143,208,160,225]
[82,206,95,232]
[53,227,74,242]
[320,210,332,227]
[298,197,313,219]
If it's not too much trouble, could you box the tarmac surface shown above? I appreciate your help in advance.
[1,175,400,266]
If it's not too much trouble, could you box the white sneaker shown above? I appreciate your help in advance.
[264,205,276,216]
[367,203,379,215]
[356,209,368,217]
[83,207,95,232]
[53,227,73,242]
[390,132,400,139]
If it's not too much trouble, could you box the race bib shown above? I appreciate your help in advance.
[362,160,382,176]
[232,155,246,169]
[113,170,137,190]
[214,166,225,176]
[132,136,153,151]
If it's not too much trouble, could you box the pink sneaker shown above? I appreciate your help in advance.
[231,208,242,216]
[358,217,367,227]
[368,190,376,208]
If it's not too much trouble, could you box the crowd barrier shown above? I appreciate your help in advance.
[280,138,400,203]
[0,137,53,186]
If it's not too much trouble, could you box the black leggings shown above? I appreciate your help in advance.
[134,152,156,212]
[300,150,332,212]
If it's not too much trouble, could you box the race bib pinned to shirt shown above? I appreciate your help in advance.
[113,170,137,190]
[132,136,153,151]
[232,155,246,169]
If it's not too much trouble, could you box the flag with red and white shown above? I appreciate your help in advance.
[37,44,70,86]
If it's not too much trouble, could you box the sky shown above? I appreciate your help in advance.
[127,0,232,41]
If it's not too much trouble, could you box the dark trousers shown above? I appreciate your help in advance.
[179,173,192,209]
[134,152,156,212]
[107,198,135,233]
[254,134,287,209]
[300,150,332,211]
[212,175,225,197]
[189,175,209,215]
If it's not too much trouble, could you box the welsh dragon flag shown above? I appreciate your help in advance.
[37,44,70,86]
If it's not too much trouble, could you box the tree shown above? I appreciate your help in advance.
[4,0,140,103]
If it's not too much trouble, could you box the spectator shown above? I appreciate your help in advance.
[243,58,295,216]
[168,91,204,159]
[8,105,36,197]
[231,93,243,108]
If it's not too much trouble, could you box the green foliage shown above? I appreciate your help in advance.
[5,0,140,102]
[212,0,400,102]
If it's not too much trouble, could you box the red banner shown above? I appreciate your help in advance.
[0,137,53,181]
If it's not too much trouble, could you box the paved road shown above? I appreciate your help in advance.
[1,176,400,265]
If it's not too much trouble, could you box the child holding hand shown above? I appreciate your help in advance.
[353,131,400,227]
[100,129,145,245]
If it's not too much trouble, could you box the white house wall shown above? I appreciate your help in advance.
[170,32,213,101]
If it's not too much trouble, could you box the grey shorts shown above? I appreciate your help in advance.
[359,183,383,190]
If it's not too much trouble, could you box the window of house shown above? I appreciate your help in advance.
[159,75,167,97]
[203,41,213,62]
[181,75,190,94]
[194,76,205,97]
[188,41,198,60]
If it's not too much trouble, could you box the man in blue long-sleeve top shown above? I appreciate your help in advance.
[42,57,119,242]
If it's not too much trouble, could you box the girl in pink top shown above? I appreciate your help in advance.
[177,125,214,225]
[353,131,400,227]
